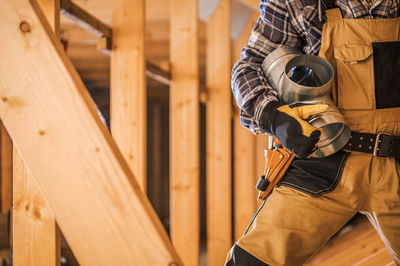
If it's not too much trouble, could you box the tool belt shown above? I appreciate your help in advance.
[345,131,400,158]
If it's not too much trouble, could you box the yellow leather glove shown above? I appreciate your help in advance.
[277,103,329,137]
[260,102,329,158]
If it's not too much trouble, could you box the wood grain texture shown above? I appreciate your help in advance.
[111,0,147,191]
[38,0,60,38]
[0,123,12,215]
[233,113,257,241]
[231,10,260,241]
[170,0,200,264]
[0,1,180,265]
[13,148,61,266]
[60,0,112,38]
[306,219,393,266]
[206,0,232,265]
[12,1,61,264]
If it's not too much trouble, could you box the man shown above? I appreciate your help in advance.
[226,0,400,265]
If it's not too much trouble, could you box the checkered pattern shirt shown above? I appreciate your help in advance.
[233,0,400,134]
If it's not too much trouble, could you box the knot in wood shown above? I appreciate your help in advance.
[19,21,31,33]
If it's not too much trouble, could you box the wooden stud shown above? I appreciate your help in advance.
[233,113,257,241]
[111,0,147,191]
[231,10,260,239]
[206,0,232,264]
[0,1,181,264]
[170,0,200,264]
[13,147,61,266]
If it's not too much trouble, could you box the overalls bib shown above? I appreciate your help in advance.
[226,7,400,266]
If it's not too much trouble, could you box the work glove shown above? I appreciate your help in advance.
[259,102,329,158]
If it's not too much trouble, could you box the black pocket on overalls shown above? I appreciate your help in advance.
[279,151,350,196]
[373,41,400,109]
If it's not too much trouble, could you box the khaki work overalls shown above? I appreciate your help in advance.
[226,7,400,266]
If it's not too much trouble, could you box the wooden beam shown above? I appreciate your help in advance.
[206,0,232,264]
[0,1,181,264]
[146,62,171,86]
[12,1,61,265]
[111,0,147,191]
[232,10,259,240]
[13,148,61,266]
[60,0,112,38]
[170,0,200,264]
[0,122,12,215]
[233,113,257,241]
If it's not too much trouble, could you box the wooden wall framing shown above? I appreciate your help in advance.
[170,0,200,264]
[111,0,147,191]
[0,0,180,264]
[232,11,260,240]
[206,0,232,264]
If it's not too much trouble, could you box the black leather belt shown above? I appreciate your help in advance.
[344,131,400,158]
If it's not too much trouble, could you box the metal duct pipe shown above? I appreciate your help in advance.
[262,47,350,158]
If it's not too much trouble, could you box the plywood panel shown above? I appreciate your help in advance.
[170,0,200,264]
[0,1,180,264]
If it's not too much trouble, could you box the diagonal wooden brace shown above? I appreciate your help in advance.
[0,0,181,265]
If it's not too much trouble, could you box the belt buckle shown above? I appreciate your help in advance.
[373,133,389,157]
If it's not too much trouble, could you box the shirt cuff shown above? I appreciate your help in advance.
[256,100,281,134]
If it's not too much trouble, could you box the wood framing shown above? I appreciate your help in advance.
[170,0,200,264]
[111,0,147,191]
[232,11,260,240]
[233,113,257,241]
[38,0,60,38]
[0,0,181,264]
[146,62,171,86]
[60,0,112,38]
[13,148,61,266]
[0,122,12,214]
[206,0,232,264]
[12,1,61,264]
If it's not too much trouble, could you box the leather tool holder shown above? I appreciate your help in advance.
[256,140,295,200]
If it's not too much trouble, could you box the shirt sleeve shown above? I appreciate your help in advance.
[232,0,304,134]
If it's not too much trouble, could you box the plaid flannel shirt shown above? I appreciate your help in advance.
[233,0,400,134]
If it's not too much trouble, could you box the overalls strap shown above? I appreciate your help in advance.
[325,8,343,22]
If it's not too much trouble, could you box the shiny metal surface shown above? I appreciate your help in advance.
[262,47,350,158]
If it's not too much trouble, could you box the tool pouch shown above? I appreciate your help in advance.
[256,142,295,200]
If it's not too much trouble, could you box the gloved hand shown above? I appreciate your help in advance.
[259,102,329,158]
